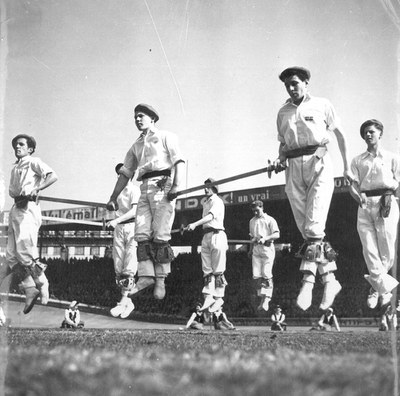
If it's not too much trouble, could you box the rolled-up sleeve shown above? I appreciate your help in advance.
[276,110,286,144]
[164,132,185,166]
[325,100,340,131]
[119,146,138,179]
[350,156,361,185]
[393,154,400,183]
[31,158,54,178]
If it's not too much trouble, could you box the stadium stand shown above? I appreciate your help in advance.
[0,247,379,319]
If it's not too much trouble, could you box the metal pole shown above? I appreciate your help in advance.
[175,163,280,197]
[42,216,106,228]
[39,196,112,208]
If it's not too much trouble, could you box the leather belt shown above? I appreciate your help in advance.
[14,195,36,203]
[119,218,135,225]
[202,227,222,235]
[285,145,324,159]
[142,170,171,180]
[362,189,394,197]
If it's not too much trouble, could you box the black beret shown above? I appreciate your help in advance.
[115,163,124,174]
[12,134,36,150]
[279,66,311,82]
[134,103,159,122]
[359,119,384,138]
[204,178,218,193]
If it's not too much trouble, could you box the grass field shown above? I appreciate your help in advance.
[1,326,399,396]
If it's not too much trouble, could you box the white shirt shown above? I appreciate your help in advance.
[202,194,225,230]
[116,181,140,217]
[351,148,400,192]
[249,213,279,240]
[277,94,340,152]
[9,156,54,198]
[120,128,184,181]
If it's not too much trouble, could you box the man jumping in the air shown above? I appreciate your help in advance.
[0,134,58,321]
[107,104,185,301]
[274,66,353,311]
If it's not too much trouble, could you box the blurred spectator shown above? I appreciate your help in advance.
[212,308,236,330]
[311,308,340,332]
[60,301,84,329]
[270,305,287,331]
[184,302,206,330]
[379,304,397,331]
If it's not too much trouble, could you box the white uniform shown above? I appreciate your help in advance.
[351,148,400,295]
[120,128,184,279]
[277,93,342,310]
[201,194,228,299]
[113,182,140,278]
[249,213,279,279]
[277,93,338,242]
[6,156,54,268]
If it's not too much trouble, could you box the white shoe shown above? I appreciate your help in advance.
[40,278,49,305]
[297,281,314,311]
[120,299,135,319]
[209,298,224,313]
[110,302,125,318]
[261,297,271,312]
[380,292,392,307]
[367,288,379,309]
[153,278,166,300]
[200,295,215,311]
[320,280,342,311]
[0,307,6,326]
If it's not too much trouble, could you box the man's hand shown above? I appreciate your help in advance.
[106,200,119,211]
[359,192,367,209]
[106,219,118,228]
[187,223,196,232]
[167,185,178,201]
[343,169,355,184]
[273,158,287,173]
[30,188,40,200]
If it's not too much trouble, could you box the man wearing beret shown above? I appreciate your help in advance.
[0,134,58,319]
[187,178,229,313]
[107,104,185,301]
[274,66,353,311]
[349,119,399,310]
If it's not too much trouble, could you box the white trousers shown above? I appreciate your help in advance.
[285,154,334,240]
[357,196,399,279]
[6,202,41,268]
[134,176,176,243]
[201,231,228,274]
[113,222,137,277]
[134,176,175,278]
[201,231,228,298]
[252,244,275,279]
